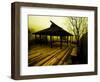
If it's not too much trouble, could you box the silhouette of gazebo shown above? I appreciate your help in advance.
[32,21,73,48]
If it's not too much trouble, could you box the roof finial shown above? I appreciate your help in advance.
[50,20,54,24]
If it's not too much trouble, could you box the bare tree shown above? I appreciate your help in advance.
[67,17,88,47]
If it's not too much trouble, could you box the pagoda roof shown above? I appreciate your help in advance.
[33,21,73,36]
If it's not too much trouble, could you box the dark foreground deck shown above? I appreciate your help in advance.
[28,43,77,66]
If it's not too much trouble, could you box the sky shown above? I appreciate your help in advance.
[28,15,70,33]
[28,15,88,35]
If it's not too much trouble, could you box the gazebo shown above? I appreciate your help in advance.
[32,21,73,48]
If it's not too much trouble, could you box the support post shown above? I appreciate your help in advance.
[50,35,52,48]
[60,36,62,49]
[57,36,58,41]
[46,35,47,44]
[35,34,36,43]
[72,36,73,43]
[65,36,67,42]
[70,36,71,46]
[39,34,41,45]
[67,36,69,45]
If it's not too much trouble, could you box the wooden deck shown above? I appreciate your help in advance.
[28,44,75,66]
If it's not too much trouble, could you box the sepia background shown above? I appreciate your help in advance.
[28,16,88,66]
